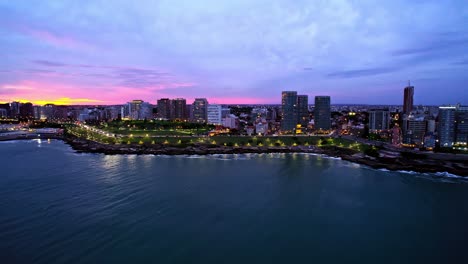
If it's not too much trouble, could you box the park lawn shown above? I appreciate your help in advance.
[67,125,367,151]
[101,128,210,136]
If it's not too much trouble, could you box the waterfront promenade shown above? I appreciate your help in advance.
[0,129,63,141]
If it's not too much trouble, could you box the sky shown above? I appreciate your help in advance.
[0,0,467,105]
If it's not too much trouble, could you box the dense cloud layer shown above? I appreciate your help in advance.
[0,0,467,104]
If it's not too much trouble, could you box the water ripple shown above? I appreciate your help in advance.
[1,140,468,263]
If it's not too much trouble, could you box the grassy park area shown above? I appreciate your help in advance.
[96,120,213,136]
[66,122,371,154]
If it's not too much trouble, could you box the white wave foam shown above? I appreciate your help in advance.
[433,171,464,179]
[398,170,418,175]
[184,155,203,159]
[338,162,361,169]
[395,170,466,181]
[0,140,23,144]
[305,153,323,157]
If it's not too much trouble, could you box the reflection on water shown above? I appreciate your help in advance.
[31,138,42,147]
[101,155,122,171]
[1,140,467,264]
[141,154,154,167]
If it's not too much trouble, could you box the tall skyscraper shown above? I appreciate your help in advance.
[455,105,468,145]
[171,98,187,120]
[438,105,468,147]
[403,83,414,115]
[314,96,331,130]
[369,110,390,131]
[438,106,456,147]
[157,98,172,119]
[193,98,208,123]
[19,102,34,119]
[297,95,309,127]
[281,91,298,132]
[9,101,20,118]
[207,104,222,125]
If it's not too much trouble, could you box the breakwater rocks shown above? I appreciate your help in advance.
[65,137,314,155]
[341,155,467,176]
[65,136,467,176]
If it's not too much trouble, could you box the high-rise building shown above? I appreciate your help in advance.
[368,110,390,131]
[0,103,9,118]
[157,98,172,119]
[455,105,468,145]
[281,91,298,132]
[122,100,152,120]
[207,104,222,125]
[297,95,309,127]
[33,105,42,119]
[438,106,456,147]
[171,98,187,120]
[42,104,55,120]
[19,102,34,119]
[108,106,121,120]
[9,101,20,118]
[402,117,426,147]
[0,108,7,118]
[403,84,414,115]
[35,104,68,120]
[193,98,208,123]
[129,100,143,120]
[314,96,331,130]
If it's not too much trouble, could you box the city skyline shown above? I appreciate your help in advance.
[1,1,467,105]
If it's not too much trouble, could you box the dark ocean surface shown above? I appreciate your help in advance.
[1,140,467,263]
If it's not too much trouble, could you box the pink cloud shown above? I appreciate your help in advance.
[0,80,198,105]
[0,80,105,104]
[0,80,280,105]
[14,25,94,50]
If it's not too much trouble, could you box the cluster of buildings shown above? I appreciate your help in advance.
[0,102,71,121]
[154,98,230,126]
[279,92,331,133]
[0,102,34,119]
[1,83,466,150]
[363,83,467,150]
[121,92,332,136]
[0,102,123,122]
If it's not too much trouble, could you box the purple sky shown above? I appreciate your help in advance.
[0,0,467,105]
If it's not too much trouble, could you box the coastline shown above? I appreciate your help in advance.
[63,136,467,177]
[2,135,467,176]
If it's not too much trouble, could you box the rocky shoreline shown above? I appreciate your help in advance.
[63,136,468,177]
